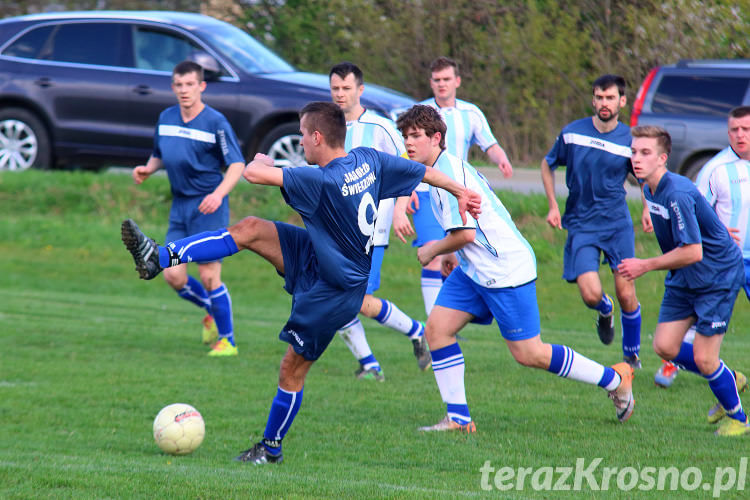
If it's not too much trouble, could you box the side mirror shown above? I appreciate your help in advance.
[190,52,222,81]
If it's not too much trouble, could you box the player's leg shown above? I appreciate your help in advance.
[412,191,446,316]
[198,261,237,356]
[235,346,313,464]
[613,271,641,368]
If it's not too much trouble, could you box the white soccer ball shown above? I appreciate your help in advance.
[153,403,205,455]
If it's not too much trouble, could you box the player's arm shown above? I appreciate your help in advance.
[198,161,245,214]
[132,156,163,184]
[486,143,513,178]
[540,158,561,229]
[639,185,653,233]
[243,153,284,187]
[417,229,475,267]
[422,167,481,224]
[392,195,415,244]
[617,243,702,281]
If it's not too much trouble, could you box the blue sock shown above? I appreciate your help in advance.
[621,304,641,356]
[209,284,234,346]
[158,229,238,268]
[177,275,210,313]
[706,362,747,422]
[592,294,613,315]
[672,341,701,374]
[262,387,303,454]
[358,354,381,372]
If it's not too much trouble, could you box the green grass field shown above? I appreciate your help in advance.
[2,170,749,499]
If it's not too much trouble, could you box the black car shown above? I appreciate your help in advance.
[631,59,750,179]
[0,11,415,170]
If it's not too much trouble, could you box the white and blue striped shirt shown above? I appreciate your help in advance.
[345,109,406,246]
[419,97,498,160]
[429,151,536,288]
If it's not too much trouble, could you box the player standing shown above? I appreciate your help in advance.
[541,74,644,368]
[121,101,481,463]
[619,125,748,436]
[397,105,635,431]
[329,62,431,380]
[130,61,244,356]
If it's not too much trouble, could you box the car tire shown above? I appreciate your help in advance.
[682,154,714,181]
[0,107,52,170]
[258,122,304,168]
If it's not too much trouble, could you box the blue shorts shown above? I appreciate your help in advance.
[435,267,540,341]
[743,258,750,301]
[166,195,229,263]
[562,226,635,282]
[412,191,445,247]
[366,245,386,295]
[659,282,742,336]
[275,222,367,361]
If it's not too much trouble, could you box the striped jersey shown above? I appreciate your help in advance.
[429,150,536,288]
[545,118,633,232]
[153,104,243,198]
[419,97,498,161]
[345,109,406,246]
[695,147,750,258]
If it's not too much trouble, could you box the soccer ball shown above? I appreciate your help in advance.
[152,403,205,455]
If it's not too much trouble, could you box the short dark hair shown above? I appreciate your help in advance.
[593,74,626,97]
[299,101,346,149]
[173,60,204,82]
[429,56,459,77]
[329,62,364,86]
[729,106,750,120]
[632,125,672,155]
[396,105,446,150]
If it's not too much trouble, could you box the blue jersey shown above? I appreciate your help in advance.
[420,97,497,160]
[545,118,632,232]
[153,105,244,198]
[281,147,425,290]
[645,171,742,290]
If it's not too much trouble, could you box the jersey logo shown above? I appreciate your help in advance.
[646,200,670,219]
[158,124,216,144]
[562,132,631,158]
[341,162,376,197]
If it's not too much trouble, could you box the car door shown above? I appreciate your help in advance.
[126,23,241,157]
[26,21,134,156]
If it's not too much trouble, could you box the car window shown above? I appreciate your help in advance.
[2,25,55,59]
[196,22,294,74]
[651,75,749,117]
[44,22,129,67]
[133,27,203,72]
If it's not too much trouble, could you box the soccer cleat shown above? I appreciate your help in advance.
[596,295,615,345]
[714,417,750,437]
[654,360,679,388]
[121,219,162,280]
[412,334,432,371]
[623,353,641,370]
[707,370,748,424]
[355,366,385,382]
[208,338,238,357]
[609,362,635,423]
[418,415,476,433]
[202,314,219,345]
[234,442,283,464]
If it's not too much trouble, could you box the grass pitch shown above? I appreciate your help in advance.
[1,170,749,499]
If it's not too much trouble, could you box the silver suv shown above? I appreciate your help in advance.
[631,59,750,179]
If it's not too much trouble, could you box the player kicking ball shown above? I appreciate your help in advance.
[396,105,634,432]
[122,101,482,464]
[618,125,749,437]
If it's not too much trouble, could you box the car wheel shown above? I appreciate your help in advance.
[681,154,715,181]
[0,108,52,170]
[258,122,304,168]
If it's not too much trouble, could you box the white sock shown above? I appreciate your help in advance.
[375,299,423,338]
[421,272,442,316]
[337,318,373,361]
[432,345,467,404]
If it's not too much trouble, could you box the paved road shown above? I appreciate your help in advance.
[476,166,642,200]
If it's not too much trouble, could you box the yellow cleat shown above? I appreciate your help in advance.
[208,337,238,357]
[418,415,476,433]
[202,314,219,345]
[715,417,750,437]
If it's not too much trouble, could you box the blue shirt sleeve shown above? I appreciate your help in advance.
[544,132,566,170]
[281,166,323,218]
[375,151,426,199]
[216,117,244,166]
[669,191,702,247]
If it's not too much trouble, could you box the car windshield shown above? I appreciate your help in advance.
[197,22,293,74]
